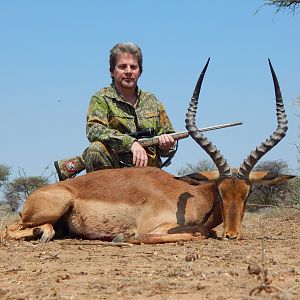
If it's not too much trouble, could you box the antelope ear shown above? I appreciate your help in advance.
[264,175,296,186]
[175,171,219,185]
[175,177,204,186]
[250,171,295,186]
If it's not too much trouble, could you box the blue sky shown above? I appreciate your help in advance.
[1,1,300,181]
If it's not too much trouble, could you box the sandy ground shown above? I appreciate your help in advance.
[0,209,299,300]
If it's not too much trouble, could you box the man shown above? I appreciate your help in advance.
[54,42,176,181]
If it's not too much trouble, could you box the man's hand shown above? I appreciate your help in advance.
[130,133,174,167]
[131,141,148,167]
[158,133,175,150]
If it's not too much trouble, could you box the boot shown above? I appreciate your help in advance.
[54,156,85,181]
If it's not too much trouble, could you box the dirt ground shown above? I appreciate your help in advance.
[0,209,299,300]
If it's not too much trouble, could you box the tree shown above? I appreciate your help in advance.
[0,164,11,187]
[247,159,292,210]
[290,96,300,168]
[3,176,49,212]
[177,159,217,176]
[1,164,55,211]
[253,159,290,174]
[263,0,300,13]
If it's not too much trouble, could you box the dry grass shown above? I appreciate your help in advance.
[256,206,300,222]
[245,208,300,298]
[0,205,19,246]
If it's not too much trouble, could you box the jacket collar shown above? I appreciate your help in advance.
[104,83,142,105]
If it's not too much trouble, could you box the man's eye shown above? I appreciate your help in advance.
[131,65,138,70]
[118,65,127,70]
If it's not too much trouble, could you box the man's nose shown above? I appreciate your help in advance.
[125,66,132,73]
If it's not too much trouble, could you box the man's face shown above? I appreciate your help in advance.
[111,53,141,90]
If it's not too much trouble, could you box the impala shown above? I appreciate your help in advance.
[6,59,294,243]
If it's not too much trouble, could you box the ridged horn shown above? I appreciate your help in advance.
[185,58,232,179]
[237,59,288,180]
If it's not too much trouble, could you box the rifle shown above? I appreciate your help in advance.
[136,121,243,147]
[129,127,156,139]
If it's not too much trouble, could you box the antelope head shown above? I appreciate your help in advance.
[185,58,294,240]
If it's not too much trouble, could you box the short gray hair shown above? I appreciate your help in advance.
[109,42,143,74]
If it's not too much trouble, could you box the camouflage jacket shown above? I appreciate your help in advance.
[86,83,176,165]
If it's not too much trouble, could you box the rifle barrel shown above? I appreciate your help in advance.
[138,121,242,147]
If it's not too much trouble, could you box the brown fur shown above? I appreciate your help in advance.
[5,167,294,243]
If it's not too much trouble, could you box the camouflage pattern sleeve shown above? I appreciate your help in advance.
[156,101,177,158]
[86,94,136,153]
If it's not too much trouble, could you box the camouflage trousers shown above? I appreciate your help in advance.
[83,141,161,172]
[83,141,122,172]
[54,142,163,181]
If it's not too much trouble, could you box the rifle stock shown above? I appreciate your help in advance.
[138,121,242,147]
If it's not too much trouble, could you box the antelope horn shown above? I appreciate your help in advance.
[185,58,232,179]
[237,59,288,180]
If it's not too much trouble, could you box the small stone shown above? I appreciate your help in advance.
[247,264,261,275]
[196,283,205,290]
[185,253,199,262]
